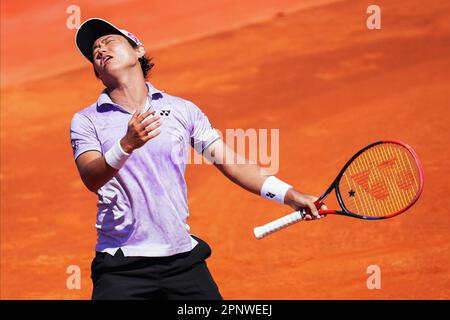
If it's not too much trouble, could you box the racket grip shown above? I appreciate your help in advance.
[253,209,306,239]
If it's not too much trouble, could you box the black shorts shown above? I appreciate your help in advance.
[91,236,223,300]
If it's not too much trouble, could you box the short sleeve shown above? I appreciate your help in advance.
[187,101,220,154]
[70,113,102,160]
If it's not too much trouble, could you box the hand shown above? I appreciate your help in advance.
[120,110,161,153]
[284,188,328,221]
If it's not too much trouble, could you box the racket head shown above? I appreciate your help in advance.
[330,140,424,220]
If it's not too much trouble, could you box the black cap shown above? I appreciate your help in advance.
[76,18,143,63]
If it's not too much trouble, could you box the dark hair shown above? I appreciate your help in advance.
[93,36,155,79]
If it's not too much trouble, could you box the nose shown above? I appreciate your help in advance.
[95,46,108,60]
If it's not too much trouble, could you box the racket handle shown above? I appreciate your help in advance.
[253,209,306,239]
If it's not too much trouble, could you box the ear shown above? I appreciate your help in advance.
[136,45,146,59]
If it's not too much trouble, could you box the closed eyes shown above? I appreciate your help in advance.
[93,38,115,57]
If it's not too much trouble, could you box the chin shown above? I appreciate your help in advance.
[103,64,124,76]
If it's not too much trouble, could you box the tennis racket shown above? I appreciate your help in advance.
[253,140,424,239]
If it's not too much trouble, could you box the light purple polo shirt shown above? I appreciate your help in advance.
[70,82,220,257]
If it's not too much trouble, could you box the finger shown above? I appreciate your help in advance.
[304,213,312,221]
[138,111,156,123]
[143,129,161,141]
[138,109,156,122]
[320,203,328,210]
[144,121,162,134]
[129,110,139,123]
[141,114,161,127]
[307,202,320,219]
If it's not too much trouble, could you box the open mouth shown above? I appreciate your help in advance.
[103,55,113,66]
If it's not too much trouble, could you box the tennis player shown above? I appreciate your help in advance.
[70,18,326,300]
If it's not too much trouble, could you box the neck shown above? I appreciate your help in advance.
[105,72,149,113]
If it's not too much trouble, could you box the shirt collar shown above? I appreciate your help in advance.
[97,82,164,109]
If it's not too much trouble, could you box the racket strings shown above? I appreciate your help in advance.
[338,143,421,217]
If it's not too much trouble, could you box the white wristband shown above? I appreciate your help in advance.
[105,140,130,170]
[261,176,293,204]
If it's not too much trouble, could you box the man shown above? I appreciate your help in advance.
[70,18,326,300]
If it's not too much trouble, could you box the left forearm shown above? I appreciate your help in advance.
[207,139,271,195]
[214,162,270,195]
[206,139,326,218]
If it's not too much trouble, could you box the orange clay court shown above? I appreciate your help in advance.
[1,0,449,299]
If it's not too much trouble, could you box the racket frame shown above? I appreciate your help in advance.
[314,140,424,220]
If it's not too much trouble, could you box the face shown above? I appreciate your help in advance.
[92,34,144,80]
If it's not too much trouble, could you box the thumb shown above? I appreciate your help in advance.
[307,201,320,218]
[129,110,139,123]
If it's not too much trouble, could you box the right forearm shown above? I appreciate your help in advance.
[80,156,119,192]
[76,110,161,193]
[81,138,134,192]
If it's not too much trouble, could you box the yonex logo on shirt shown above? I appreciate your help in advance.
[160,109,171,116]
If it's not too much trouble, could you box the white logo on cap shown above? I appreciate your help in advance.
[120,29,142,45]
